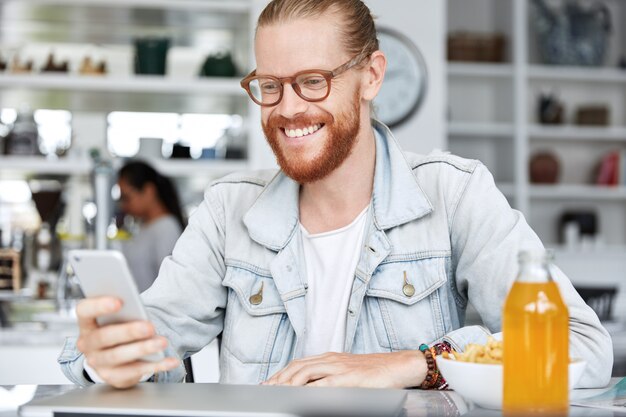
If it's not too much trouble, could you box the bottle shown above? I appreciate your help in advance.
[503,249,569,416]
[3,106,41,156]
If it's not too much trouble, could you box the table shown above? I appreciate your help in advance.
[1,380,625,417]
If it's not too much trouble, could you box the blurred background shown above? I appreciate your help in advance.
[0,0,625,384]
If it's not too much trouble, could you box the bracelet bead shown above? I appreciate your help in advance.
[418,342,451,390]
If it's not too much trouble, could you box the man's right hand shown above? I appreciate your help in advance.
[75,296,180,389]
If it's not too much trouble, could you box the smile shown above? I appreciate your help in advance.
[282,124,324,139]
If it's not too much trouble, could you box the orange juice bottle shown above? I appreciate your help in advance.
[503,249,569,416]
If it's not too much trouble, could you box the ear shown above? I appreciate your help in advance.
[361,50,386,101]
[142,182,158,201]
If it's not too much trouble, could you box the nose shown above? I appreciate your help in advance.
[275,82,308,118]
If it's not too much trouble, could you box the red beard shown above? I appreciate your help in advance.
[262,91,361,184]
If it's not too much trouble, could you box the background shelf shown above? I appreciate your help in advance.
[528,125,626,142]
[448,122,515,138]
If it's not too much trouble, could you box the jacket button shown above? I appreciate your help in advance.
[403,284,415,297]
[250,282,264,305]
[402,271,415,297]
[249,294,263,305]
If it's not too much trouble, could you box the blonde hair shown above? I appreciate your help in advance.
[256,0,379,60]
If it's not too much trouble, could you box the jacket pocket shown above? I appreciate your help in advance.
[365,255,449,350]
[222,265,288,364]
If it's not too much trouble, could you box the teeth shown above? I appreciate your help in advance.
[285,124,321,139]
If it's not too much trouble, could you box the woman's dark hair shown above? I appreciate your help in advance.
[118,160,186,229]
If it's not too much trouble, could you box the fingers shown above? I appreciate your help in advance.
[84,336,168,368]
[75,295,173,388]
[264,358,308,385]
[265,353,343,386]
[285,363,336,386]
[96,357,180,389]
[307,375,341,387]
[76,297,122,331]
[78,321,155,353]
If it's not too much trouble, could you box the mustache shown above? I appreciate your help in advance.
[265,113,333,130]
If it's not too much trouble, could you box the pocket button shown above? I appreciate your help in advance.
[403,283,415,297]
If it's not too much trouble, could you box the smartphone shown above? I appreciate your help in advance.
[68,249,165,362]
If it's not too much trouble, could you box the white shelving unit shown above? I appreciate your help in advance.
[447,63,514,78]
[0,0,272,179]
[448,121,515,138]
[529,185,626,201]
[528,65,626,83]
[528,125,626,142]
[446,0,626,248]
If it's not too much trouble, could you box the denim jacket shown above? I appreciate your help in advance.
[59,120,612,388]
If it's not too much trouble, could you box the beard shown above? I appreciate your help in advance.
[262,90,361,184]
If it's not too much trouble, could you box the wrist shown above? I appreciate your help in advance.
[398,349,429,388]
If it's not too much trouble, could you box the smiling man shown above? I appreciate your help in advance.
[59,0,612,390]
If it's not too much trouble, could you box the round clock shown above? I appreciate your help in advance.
[373,27,428,128]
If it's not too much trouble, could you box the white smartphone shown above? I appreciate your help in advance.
[68,249,165,362]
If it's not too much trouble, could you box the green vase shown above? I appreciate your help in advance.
[134,37,170,75]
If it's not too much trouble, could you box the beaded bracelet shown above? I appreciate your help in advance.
[418,342,451,390]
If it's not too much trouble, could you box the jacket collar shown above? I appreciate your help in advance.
[369,120,433,229]
[243,119,433,250]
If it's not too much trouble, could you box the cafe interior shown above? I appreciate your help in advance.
[1,0,626,414]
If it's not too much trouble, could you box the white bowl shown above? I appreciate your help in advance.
[436,357,586,410]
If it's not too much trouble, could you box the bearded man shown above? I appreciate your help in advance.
[60,0,612,390]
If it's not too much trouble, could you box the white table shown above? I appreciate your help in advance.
[1,379,625,417]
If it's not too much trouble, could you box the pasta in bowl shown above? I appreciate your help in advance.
[436,337,586,410]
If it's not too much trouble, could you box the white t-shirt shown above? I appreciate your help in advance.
[300,206,369,357]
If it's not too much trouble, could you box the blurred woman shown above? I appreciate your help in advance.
[117,160,185,292]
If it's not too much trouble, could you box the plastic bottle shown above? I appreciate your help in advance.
[503,249,569,416]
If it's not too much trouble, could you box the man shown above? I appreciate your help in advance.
[60,0,612,389]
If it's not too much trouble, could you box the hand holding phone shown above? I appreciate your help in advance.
[69,250,178,388]
[69,249,165,362]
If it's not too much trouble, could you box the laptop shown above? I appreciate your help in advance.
[19,383,407,417]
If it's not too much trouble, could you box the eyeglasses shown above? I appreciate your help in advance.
[240,53,368,107]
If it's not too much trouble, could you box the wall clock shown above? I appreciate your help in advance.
[373,27,428,128]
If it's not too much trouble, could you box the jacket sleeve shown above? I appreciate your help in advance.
[447,162,612,388]
[58,186,228,385]
[141,185,228,382]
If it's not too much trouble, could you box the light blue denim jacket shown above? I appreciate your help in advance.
[59,120,612,388]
